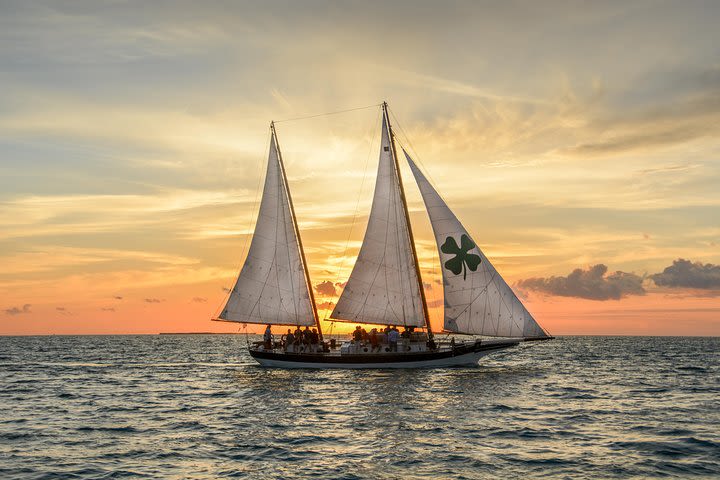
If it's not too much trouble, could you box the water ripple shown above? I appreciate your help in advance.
[0,335,718,479]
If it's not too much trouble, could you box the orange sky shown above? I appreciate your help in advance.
[1,2,719,336]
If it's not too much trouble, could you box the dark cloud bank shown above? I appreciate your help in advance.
[517,264,645,301]
[650,259,720,289]
[518,259,720,301]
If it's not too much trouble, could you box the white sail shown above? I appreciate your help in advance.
[218,129,315,326]
[330,114,425,327]
[405,151,547,338]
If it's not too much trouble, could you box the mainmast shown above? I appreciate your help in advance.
[382,102,435,343]
[270,122,324,341]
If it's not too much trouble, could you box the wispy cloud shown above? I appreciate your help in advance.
[5,304,32,315]
[317,301,334,310]
[0,246,202,276]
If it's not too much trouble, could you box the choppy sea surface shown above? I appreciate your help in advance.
[0,335,718,479]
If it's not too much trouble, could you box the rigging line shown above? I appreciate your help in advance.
[213,126,272,320]
[388,108,442,192]
[324,106,382,321]
[274,103,382,124]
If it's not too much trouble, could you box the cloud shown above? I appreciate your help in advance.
[315,281,337,296]
[560,66,720,157]
[517,264,645,300]
[5,304,31,315]
[144,298,163,303]
[317,301,334,310]
[651,259,720,289]
[191,297,208,303]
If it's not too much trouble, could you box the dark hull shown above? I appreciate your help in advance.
[248,339,520,368]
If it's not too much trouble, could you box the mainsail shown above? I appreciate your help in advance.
[330,111,426,327]
[405,151,548,338]
[218,126,315,326]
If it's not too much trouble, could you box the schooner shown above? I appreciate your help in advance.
[213,102,552,368]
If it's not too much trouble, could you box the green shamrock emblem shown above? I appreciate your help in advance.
[441,234,481,280]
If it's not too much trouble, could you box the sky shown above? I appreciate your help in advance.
[1,0,719,336]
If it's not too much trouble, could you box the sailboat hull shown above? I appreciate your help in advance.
[248,339,518,369]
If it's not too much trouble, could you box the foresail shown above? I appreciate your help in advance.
[405,152,547,338]
[330,115,425,327]
[218,130,315,326]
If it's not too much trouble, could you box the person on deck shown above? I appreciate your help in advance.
[263,325,272,350]
[310,328,319,353]
[293,327,302,350]
[388,327,399,352]
[302,326,311,352]
[369,328,380,352]
[353,325,363,343]
[284,329,295,353]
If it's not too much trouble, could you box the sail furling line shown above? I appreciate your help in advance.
[217,125,315,326]
[330,105,425,328]
[405,151,548,339]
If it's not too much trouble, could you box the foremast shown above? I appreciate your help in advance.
[271,121,324,341]
[382,102,435,344]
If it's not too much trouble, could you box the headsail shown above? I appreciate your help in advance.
[218,127,315,326]
[405,151,548,338]
[330,112,425,327]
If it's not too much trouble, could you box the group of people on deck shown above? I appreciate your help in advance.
[352,325,415,352]
[264,325,321,353]
[263,324,422,354]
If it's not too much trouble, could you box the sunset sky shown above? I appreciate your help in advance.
[1,1,718,335]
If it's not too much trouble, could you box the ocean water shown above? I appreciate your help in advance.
[0,335,718,479]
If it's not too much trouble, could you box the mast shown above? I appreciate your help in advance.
[382,102,435,343]
[270,121,324,341]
